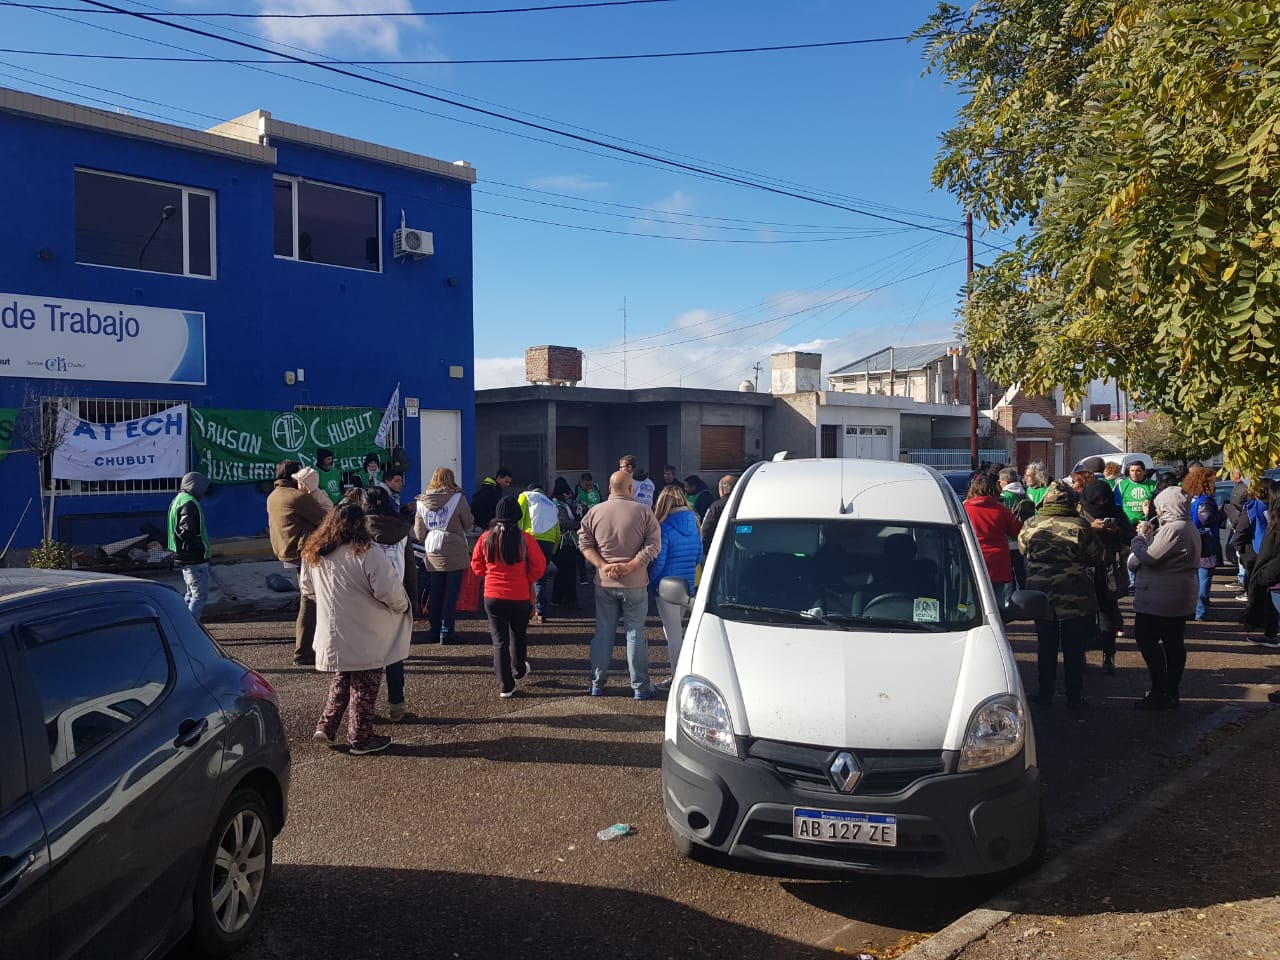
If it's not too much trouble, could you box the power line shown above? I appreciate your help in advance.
[0,35,920,64]
[0,0,672,16]
[48,0,989,246]
[10,1,968,231]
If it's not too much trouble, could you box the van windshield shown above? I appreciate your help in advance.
[707,519,983,632]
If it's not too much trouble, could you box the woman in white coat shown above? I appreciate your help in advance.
[302,501,411,755]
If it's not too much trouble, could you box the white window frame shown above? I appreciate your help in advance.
[273,175,383,273]
[74,168,217,280]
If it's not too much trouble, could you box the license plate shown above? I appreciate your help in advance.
[792,808,897,847]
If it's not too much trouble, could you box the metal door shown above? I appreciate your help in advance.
[419,409,461,486]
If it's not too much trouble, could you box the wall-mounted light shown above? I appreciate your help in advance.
[284,370,296,386]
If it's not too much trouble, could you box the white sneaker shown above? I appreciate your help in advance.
[1235,593,1249,602]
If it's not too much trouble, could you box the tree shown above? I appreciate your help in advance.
[919,1,1280,474]
[14,387,73,547]
[1128,411,1221,467]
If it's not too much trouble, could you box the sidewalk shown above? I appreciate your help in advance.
[902,704,1280,960]
[133,556,302,621]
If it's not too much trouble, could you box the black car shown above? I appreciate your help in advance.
[939,469,976,499]
[0,570,290,959]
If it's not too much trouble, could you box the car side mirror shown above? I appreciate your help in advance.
[658,576,692,608]
[1002,589,1051,623]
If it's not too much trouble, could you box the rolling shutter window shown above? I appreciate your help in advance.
[701,425,744,470]
[556,426,589,471]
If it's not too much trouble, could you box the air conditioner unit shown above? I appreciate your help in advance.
[393,227,433,260]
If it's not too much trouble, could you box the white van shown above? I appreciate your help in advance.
[658,459,1045,877]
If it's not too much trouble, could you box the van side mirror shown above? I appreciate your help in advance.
[658,576,692,608]
[1002,589,1051,623]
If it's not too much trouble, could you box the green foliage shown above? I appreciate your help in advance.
[1128,411,1221,466]
[920,0,1280,473]
[27,539,72,570]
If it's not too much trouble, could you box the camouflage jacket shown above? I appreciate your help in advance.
[1017,505,1105,620]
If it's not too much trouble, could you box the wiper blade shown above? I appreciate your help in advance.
[714,601,821,623]
[820,615,945,632]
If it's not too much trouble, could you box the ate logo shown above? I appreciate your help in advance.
[271,413,306,453]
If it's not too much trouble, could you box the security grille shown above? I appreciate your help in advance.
[44,397,186,495]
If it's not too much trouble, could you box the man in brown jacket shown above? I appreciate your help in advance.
[267,459,328,665]
[578,469,662,699]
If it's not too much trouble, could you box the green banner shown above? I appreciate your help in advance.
[190,407,382,484]
[0,408,17,462]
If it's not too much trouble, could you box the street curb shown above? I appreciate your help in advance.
[885,703,1279,960]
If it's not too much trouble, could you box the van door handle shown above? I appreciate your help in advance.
[0,852,36,898]
[174,717,208,748]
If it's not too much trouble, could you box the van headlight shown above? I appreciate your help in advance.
[677,677,737,756]
[958,695,1025,772]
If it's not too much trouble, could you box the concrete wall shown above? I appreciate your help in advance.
[763,393,818,459]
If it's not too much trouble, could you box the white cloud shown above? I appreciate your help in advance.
[526,174,609,194]
[257,0,420,54]
[474,356,528,390]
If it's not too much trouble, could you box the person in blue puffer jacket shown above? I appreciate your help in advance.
[649,485,703,685]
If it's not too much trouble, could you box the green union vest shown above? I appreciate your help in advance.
[167,491,210,560]
[1116,477,1155,522]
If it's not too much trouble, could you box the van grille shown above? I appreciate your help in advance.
[744,739,947,795]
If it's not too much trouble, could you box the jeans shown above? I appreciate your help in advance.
[1239,563,1249,588]
[1009,550,1027,591]
[384,659,405,709]
[485,596,532,692]
[655,594,687,673]
[181,563,210,621]
[1134,612,1187,700]
[1195,566,1213,619]
[533,541,556,615]
[1033,616,1092,702]
[426,570,464,640]
[590,585,651,692]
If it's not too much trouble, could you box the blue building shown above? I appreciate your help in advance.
[0,86,475,551]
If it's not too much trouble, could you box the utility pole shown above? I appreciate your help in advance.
[621,296,628,389]
[752,361,763,392]
[967,212,979,472]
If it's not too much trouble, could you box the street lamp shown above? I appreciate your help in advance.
[138,203,177,269]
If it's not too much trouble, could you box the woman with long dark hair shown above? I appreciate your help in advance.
[470,496,546,697]
[302,501,411,754]
[1079,478,1135,675]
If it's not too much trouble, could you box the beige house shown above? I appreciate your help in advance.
[827,340,1001,408]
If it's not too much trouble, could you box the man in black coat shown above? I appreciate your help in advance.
[700,474,736,556]
[471,467,512,529]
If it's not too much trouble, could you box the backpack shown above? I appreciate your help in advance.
[420,493,462,553]
[526,492,559,536]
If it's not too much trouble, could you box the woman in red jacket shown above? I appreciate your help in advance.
[470,496,547,698]
[963,473,1024,606]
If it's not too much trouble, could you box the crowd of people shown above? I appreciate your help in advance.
[962,455,1280,712]
[260,449,737,752]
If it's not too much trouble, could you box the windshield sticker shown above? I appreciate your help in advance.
[913,597,941,623]
[736,525,753,534]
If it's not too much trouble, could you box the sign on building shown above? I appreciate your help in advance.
[0,291,206,385]
[190,407,382,484]
[52,403,189,480]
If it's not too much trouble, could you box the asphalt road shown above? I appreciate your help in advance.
[170,575,1278,960]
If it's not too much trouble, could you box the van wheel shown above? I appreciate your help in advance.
[189,788,273,958]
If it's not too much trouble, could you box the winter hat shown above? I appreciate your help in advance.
[181,472,210,498]
[1081,478,1116,514]
[1079,456,1107,474]
[494,495,523,523]
[363,452,381,468]
[1040,479,1077,507]
[316,447,335,464]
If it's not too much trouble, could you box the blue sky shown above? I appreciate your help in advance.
[0,0,988,390]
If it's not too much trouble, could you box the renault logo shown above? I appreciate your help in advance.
[829,751,862,793]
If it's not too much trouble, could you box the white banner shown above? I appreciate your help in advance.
[0,291,206,385]
[52,404,189,481]
[374,383,399,448]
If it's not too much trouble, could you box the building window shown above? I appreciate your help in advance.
[273,176,381,272]
[75,169,215,278]
[45,397,185,496]
[556,426,588,471]
[701,425,745,471]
